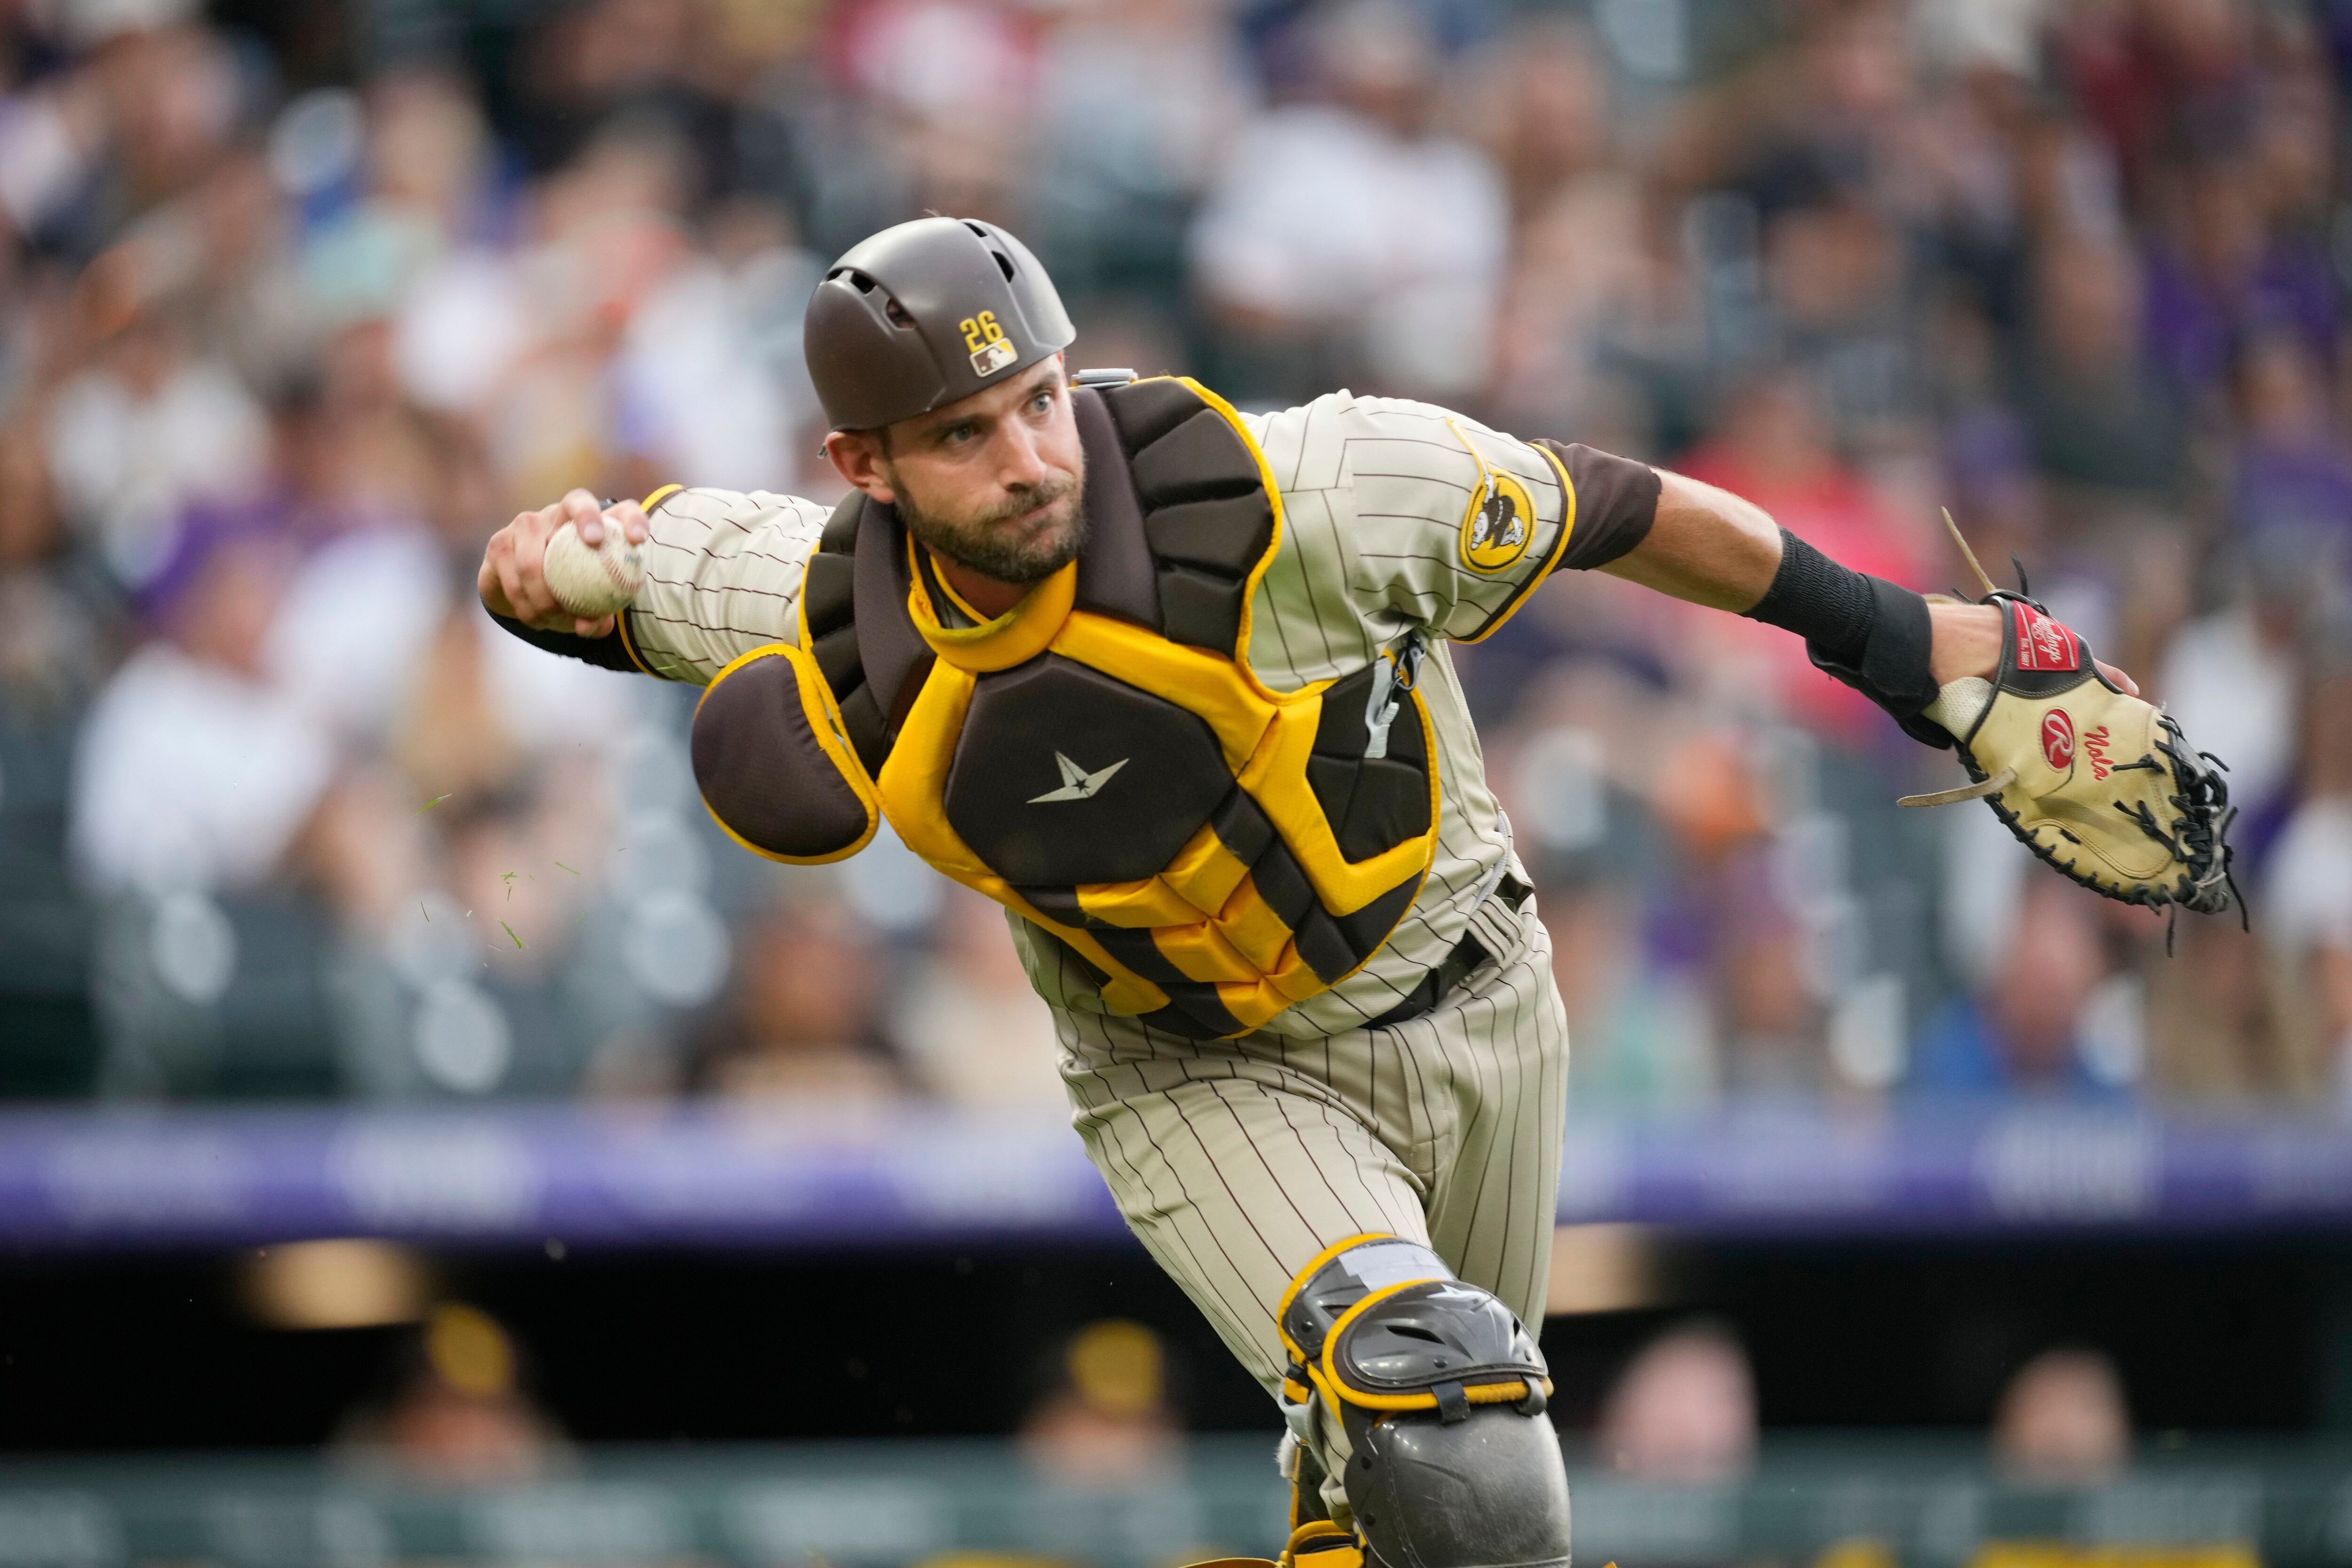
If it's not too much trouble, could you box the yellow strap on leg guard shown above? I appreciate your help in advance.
[1276,1235,1551,1421]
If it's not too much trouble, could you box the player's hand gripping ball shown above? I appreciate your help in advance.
[540,517,645,618]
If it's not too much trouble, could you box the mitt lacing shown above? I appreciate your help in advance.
[2108,713,2244,948]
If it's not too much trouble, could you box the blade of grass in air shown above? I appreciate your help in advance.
[419,794,451,813]
[555,861,579,875]
[500,921,523,949]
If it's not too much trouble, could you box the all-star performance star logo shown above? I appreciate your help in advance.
[1028,751,1129,804]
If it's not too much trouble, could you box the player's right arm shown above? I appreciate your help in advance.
[478,484,832,683]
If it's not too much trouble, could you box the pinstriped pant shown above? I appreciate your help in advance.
[1051,895,1570,1480]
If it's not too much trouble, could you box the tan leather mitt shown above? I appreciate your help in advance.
[1901,591,2240,923]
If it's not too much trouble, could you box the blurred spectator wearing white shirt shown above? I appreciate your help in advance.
[44,315,266,586]
[2265,639,2352,1106]
[1189,0,1508,403]
[71,523,328,896]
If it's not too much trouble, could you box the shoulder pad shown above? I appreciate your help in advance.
[691,642,879,864]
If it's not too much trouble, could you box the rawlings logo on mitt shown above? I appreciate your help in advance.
[1900,588,2241,926]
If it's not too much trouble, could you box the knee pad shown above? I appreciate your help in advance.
[1277,1236,1572,1568]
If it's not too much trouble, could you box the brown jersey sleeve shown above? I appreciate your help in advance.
[1530,440,1661,572]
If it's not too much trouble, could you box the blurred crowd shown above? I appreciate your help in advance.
[317,1292,2135,1498]
[1,0,2349,1112]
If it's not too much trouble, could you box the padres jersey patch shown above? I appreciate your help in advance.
[1459,469,1535,573]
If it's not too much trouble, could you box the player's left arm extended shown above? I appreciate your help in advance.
[1601,469,2132,720]
[1605,469,2240,920]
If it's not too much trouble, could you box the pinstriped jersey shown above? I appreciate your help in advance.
[621,389,1577,1039]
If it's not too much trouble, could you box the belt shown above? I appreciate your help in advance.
[1365,873,1533,1030]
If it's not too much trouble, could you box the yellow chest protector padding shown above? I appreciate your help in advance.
[694,377,1440,1039]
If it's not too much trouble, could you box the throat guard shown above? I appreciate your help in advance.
[692,377,1441,1039]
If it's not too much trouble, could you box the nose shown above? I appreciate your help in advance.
[990,416,1050,492]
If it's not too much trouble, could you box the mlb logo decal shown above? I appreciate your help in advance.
[2041,708,2075,772]
[961,310,1016,377]
[2012,604,2082,672]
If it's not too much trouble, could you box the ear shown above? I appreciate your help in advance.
[824,430,898,504]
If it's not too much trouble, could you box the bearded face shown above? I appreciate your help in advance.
[886,448,1089,586]
[828,356,1090,593]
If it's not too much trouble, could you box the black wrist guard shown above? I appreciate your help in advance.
[1742,529,1948,749]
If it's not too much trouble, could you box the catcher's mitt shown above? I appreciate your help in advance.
[1899,588,2241,926]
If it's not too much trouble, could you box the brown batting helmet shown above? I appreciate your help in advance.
[804,217,1076,432]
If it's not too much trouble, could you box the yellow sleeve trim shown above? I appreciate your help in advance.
[1456,440,1578,645]
[610,484,685,676]
[614,606,656,676]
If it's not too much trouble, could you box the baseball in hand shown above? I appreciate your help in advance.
[540,518,645,617]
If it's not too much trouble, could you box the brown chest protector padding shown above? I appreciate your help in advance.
[1099,377,1275,650]
[797,494,933,777]
[944,654,1232,885]
[1310,660,1436,864]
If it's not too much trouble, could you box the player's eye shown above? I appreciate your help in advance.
[939,421,978,446]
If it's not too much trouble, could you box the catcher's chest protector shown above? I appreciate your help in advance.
[692,377,1441,1040]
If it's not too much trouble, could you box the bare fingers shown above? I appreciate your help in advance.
[562,487,605,547]
[482,503,569,628]
[609,498,649,545]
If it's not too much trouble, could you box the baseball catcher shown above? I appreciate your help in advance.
[477,217,2236,1567]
